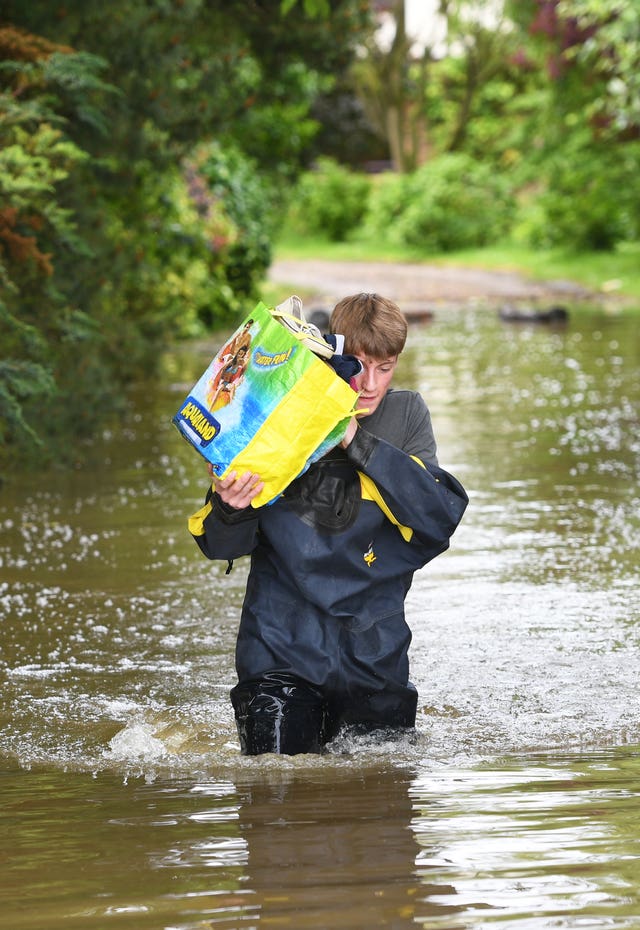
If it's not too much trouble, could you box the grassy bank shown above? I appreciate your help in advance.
[272,233,640,309]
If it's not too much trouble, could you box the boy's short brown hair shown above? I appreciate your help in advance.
[330,293,407,359]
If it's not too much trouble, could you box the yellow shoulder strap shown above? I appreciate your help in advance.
[357,456,426,542]
[190,458,428,541]
[188,498,213,537]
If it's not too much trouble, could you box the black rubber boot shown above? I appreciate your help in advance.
[325,682,418,742]
[231,672,327,756]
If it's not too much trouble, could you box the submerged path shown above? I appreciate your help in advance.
[269,257,591,317]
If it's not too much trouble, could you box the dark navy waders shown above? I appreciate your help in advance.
[190,391,468,754]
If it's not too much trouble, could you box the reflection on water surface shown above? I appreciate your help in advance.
[1,749,640,929]
[0,304,639,928]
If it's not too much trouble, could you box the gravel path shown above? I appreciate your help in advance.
[269,258,591,318]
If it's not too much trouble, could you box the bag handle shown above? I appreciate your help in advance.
[274,294,305,321]
[271,295,335,360]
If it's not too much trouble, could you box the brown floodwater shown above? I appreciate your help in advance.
[1,303,639,929]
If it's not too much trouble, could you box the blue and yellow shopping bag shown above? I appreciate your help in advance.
[173,300,358,506]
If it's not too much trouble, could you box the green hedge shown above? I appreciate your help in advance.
[526,136,640,251]
[365,154,516,252]
[288,157,371,241]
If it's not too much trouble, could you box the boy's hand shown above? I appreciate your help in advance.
[339,417,358,448]
[208,463,263,509]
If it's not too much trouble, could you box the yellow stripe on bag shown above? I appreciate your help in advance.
[358,456,427,542]
[222,358,358,507]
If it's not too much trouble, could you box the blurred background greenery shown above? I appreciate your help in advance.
[1,0,638,473]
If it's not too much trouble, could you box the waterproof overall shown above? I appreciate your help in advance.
[189,389,468,754]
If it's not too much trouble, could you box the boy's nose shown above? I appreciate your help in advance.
[360,366,376,391]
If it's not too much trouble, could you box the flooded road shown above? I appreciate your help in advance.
[1,302,639,928]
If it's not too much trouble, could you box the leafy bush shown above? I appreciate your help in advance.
[192,141,277,302]
[0,7,371,473]
[289,157,371,241]
[366,154,516,252]
[0,28,117,469]
[95,159,236,348]
[364,171,413,234]
[526,136,640,251]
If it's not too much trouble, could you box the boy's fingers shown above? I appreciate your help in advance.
[231,470,260,491]
[214,471,263,507]
[215,470,237,489]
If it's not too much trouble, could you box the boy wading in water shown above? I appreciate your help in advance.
[190,293,468,754]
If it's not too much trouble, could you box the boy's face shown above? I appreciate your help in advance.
[352,354,397,416]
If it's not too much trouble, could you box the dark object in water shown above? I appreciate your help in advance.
[403,306,435,323]
[499,304,569,324]
[307,307,331,330]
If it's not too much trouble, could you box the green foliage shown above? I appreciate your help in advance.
[191,142,277,300]
[524,136,640,250]
[556,0,640,133]
[362,171,411,232]
[365,155,516,252]
[0,4,370,472]
[93,155,233,348]
[281,0,331,16]
[226,62,325,183]
[0,357,56,448]
[0,31,117,470]
[5,0,639,473]
[288,157,371,241]
[506,1,640,141]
